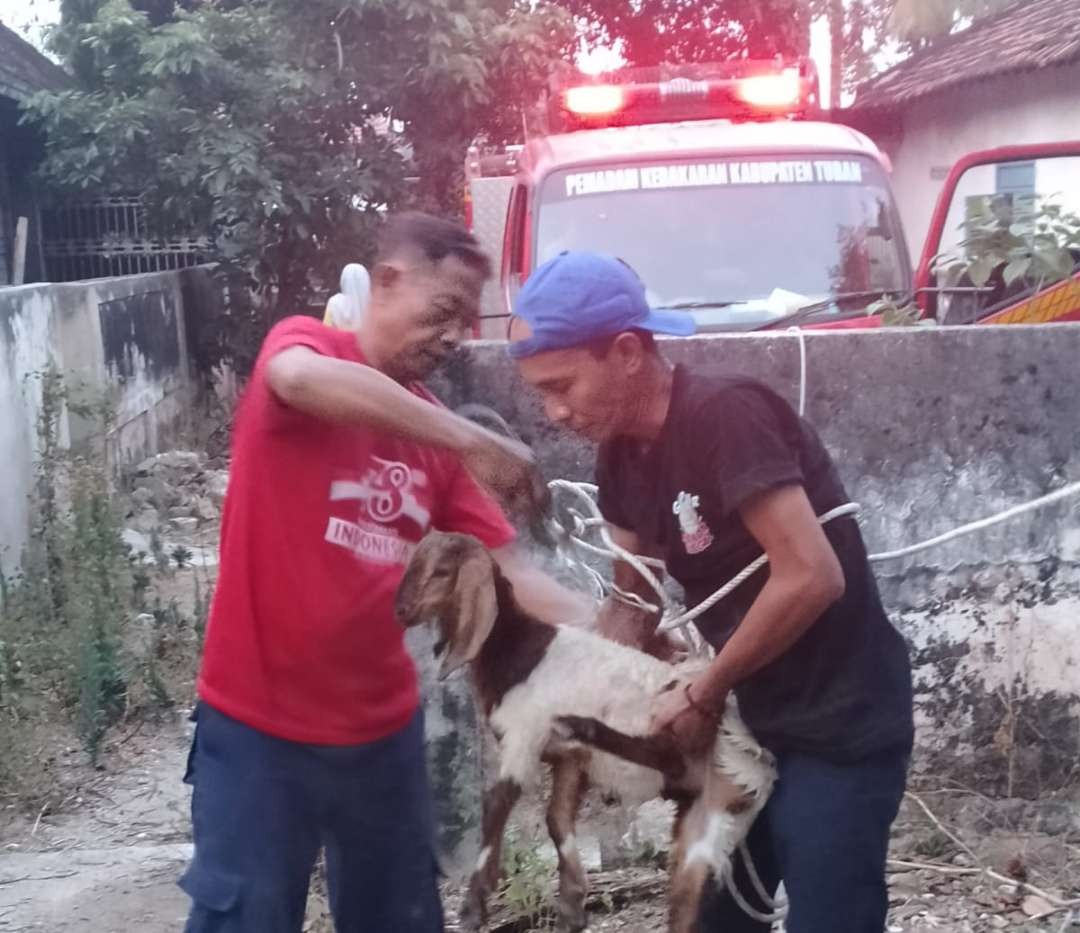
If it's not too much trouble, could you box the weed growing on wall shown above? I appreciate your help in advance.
[65,453,130,757]
[0,366,129,763]
[0,365,207,800]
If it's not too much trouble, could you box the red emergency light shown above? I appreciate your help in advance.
[734,70,803,110]
[548,59,820,132]
[564,84,625,116]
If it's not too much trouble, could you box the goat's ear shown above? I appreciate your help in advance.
[438,549,499,680]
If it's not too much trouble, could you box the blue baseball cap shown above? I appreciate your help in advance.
[508,251,695,360]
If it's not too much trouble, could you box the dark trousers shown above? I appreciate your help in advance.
[179,702,444,933]
[697,744,909,933]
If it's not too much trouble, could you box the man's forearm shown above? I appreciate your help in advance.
[690,484,846,710]
[493,548,597,627]
[268,347,477,453]
[693,572,839,707]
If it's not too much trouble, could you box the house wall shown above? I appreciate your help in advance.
[0,270,199,576]
[872,62,1080,259]
[0,98,49,288]
[0,115,16,287]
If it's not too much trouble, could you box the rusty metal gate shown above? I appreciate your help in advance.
[40,196,211,282]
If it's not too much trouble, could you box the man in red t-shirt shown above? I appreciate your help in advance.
[179,213,593,933]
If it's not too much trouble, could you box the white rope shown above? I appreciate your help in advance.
[739,840,789,910]
[548,479,668,615]
[721,861,789,924]
[788,325,807,417]
[544,479,1080,637]
[866,480,1080,562]
[655,503,859,633]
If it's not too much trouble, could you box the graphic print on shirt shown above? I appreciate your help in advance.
[325,456,430,565]
[672,490,714,555]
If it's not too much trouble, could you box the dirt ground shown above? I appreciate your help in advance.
[2,704,1077,932]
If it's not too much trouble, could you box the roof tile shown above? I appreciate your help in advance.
[0,21,68,102]
[852,0,1080,111]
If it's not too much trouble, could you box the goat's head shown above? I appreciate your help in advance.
[396,531,500,680]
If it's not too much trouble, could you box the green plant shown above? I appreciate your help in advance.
[563,0,808,66]
[36,369,130,758]
[149,527,170,574]
[635,838,668,869]
[24,0,573,377]
[131,565,152,609]
[499,829,555,926]
[933,195,1080,292]
[0,365,189,771]
[32,366,69,628]
[866,294,929,327]
[171,545,193,569]
[152,597,185,631]
[64,454,130,757]
[192,569,212,650]
[913,827,954,861]
[0,638,25,707]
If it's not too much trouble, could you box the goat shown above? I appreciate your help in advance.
[395,531,777,933]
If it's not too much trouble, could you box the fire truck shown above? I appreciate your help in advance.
[464,61,1080,338]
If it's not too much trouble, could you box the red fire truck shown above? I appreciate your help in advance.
[466,59,914,338]
[465,61,1080,338]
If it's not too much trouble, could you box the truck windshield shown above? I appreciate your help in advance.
[536,154,909,329]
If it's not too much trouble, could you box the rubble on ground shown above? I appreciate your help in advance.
[124,450,229,534]
[120,450,226,568]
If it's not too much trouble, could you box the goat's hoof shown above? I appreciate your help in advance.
[555,905,588,933]
[458,891,487,932]
[458,907,484,932]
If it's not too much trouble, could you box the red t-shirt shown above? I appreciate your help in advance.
[198,316,516,745]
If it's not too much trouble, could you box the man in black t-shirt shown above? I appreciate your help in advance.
[508,251,914,932]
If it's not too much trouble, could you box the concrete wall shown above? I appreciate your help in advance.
[0,270,196,575]
[430,323,1080,802]
[869,63,1080,258]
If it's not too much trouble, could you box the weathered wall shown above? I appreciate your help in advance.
[0,286,63,575]
[429,324,1080,807]
[406,625,490,876]
[0,270,198,576]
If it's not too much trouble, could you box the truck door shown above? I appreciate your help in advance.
[501,183,530,324]
[916,142,1080,325]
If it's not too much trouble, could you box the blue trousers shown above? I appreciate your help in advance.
[696,744,909,933]
[179,702,444,933]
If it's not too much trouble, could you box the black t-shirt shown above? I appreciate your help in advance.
[596,366,913,762]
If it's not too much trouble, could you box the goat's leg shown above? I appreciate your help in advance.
[669,854,711,933]
[460,777,521,932]
[553,715,687,780]
[666,797,712,933]
[545,753,590,933]
[668,774,762,933]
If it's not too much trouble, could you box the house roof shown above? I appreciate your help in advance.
[0,20,68,102]
[851,0,1080,112]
